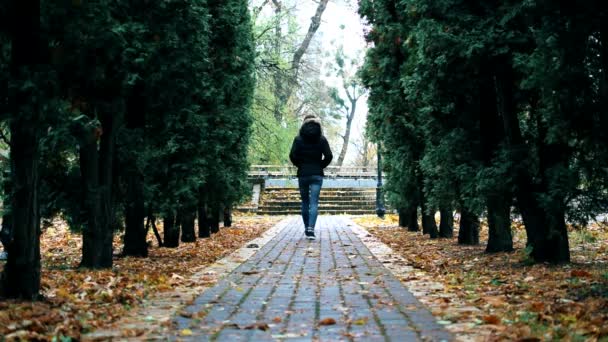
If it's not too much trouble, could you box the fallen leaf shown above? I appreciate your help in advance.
[242,270,260,275]
[352,317,368,325]
[180,329,193,336]
[571,270,591,278]
[482,315,501,325]
[244,323,270,331]
[319,318,337,326]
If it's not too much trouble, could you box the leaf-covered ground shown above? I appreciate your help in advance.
[354,215,608,341]
[0,216,281,341]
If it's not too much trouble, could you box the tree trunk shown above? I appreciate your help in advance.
[336,101,356,167]
[458,207,479,245]
[123,169,147,257]
[149,215,163,247]
[210,207,220,234]
[398,208,407,227]
[601,21,608,139]
[485,196,513,253]
[1,170,12,251]
[0,0,43,300]
[198,190,211,238]
[80,106,117,268]
[272,0,284,122]
[477,59,514,253]
[272,0,330,121]
[420,191,438,238]
[79,132,104,268]
[290,0,329,77]
[223,207,232,228]
[495,60,569,263]
[180,208,196,243]
[439,207,454,238]
[407,205,419,232]
[399,205,419,232]
[163,213,179,248]
[122,83,147,257]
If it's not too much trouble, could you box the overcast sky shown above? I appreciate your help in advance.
[252,0,371,164]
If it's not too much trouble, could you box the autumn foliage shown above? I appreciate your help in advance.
[0,217,278,340]
[356,215,608,340]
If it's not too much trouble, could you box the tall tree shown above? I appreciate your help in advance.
[1,0,44,299]
[329,47,366,167]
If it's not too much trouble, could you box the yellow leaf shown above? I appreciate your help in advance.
[353,317,368,325]
[180,329,193,336]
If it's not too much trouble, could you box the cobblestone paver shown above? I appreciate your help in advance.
[173,217,451,341]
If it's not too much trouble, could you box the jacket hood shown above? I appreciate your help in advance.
[299,115,322,142]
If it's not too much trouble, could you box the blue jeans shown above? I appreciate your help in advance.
[298,175,323,229]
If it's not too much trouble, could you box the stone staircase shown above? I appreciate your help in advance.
[256,188,377,215]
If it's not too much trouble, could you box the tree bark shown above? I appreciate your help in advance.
[210,207,220,234]
[398,208,407,227]
[407,205,419,232]
[123,169,147,257]
[0,0,43,300]
[399,205,419,232]
[122,83,147,257]
[149,215,163,247]
[495,60,569,263]
[458,207,479,245]
[223,207,232,228]
[419,189,438,238]
[271,0,330,121]
[336,98,357,167]
[477,59,514,253]
[198,190,211,238]
[79,130,103,267]
[80,105,118,268]
[180,208,196,243]
[291,0,330,77]
[485,196,513,253]
[439,207,454,238]
[163,213,179,248]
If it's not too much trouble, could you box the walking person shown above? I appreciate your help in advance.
[289,114,333,239]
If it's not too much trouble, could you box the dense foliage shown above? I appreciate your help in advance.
[360,0,608,263]
[0,0,255,298]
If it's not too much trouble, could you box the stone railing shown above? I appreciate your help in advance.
[249,165,378,179]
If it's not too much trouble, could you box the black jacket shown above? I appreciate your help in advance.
[289,117,333,177]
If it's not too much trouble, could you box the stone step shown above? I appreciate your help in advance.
[256,209,376,215]
[265,188,376,193]
[263,196,375,202]
[265,188,375,192]
[262,199,376,205]
[260,203,375,209]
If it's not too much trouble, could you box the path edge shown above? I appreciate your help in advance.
[83,217,292,341]
[346,218,486,342]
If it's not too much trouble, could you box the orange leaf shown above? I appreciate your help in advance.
[319,318,337,326]
[571,270,591,278]
[530,302,545,312]
[482,315,501,325]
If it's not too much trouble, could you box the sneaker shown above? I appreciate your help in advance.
[305,227,315,240]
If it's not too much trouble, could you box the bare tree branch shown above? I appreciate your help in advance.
[252,0,271,19]
[291,0,330,78]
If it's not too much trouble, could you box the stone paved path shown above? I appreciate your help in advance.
[173,217,451,341]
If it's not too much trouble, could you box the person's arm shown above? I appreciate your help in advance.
[320,137,333,168]
[289,137,299,166]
